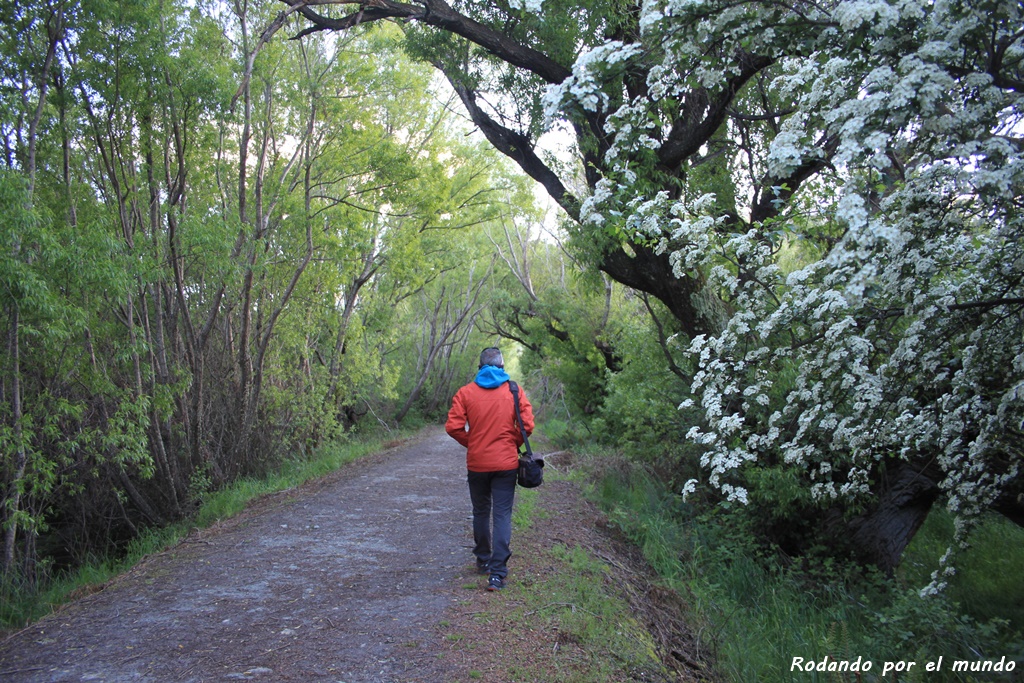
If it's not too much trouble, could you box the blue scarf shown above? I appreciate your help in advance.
[475,365,510,389]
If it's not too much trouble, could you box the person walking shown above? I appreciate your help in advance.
[445,347,534,591]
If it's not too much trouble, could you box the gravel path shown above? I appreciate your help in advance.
[0,427,476,682]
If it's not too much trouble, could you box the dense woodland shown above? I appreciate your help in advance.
[0,0,537,578]
[2,0,1023,668]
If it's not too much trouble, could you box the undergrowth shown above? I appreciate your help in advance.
[0,428,415,630]
[579,454,1024,683]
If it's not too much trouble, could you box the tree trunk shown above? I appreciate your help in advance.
[2,4,63,577]
[2,306,26,576]
[844,460,941,574]
[328,249,380,403]
[599,244,729,338]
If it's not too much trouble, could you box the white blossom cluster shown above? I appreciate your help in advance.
[505,0,545,13]
[552,0,1024,583]
[542,42,644,126]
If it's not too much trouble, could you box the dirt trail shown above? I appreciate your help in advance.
[0,428,475,682]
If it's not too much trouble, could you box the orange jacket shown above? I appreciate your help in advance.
[446,379,534,473]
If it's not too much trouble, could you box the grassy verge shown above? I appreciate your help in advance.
[584,455,1024,683]
[0,428,415,630]
[439,471,679,683]
[501,541,663,682]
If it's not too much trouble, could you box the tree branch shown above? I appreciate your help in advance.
[446,75,580,220]
[658,52,774,169]
[283,0,573,84]
[641,293,691,383]
[750,134,837,224]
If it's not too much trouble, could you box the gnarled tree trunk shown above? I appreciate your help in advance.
[844,460,941,574]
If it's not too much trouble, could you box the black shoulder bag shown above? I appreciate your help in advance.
[508,381,543,488]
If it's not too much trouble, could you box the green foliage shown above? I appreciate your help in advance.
[538,416,591,449]
[0,169,157,569]
[0,172,57,312]
[583,448,1023,683]
[511,486,540,531]
[0,0,538,589]
[500,538,669,682]
[593,310,693,459]
[901,509,1024,632]
[488,236,658,423]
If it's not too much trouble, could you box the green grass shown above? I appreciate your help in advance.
[900,508,1024,629]
[0,428,414,630]
[191,433,402,529]
[512,485,540,530]
[500,541,667,682]
[433,462,671,682]
[484,466,672,682]
[583,455,1024,683]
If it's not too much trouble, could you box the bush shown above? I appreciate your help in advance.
[580,447,1023,682]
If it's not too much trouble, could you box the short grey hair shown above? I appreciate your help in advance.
[479,347,504,368]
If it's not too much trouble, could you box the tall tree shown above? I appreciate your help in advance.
[0,0,68,577]
[484,216,631,416]
[283,0,1024,574]
[0,0,534,585]
[278,0,781,332]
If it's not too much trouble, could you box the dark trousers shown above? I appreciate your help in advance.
[467,469,517,579]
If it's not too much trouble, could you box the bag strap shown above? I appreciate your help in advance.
[508,381,533,457]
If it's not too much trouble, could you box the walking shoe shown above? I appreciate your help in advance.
[486,575,505,591]
[475,561,489,575]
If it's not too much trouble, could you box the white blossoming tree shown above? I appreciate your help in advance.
[283,0,1024,575]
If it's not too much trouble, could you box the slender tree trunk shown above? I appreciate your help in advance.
[3,3,62,577]
[24,5,60,196]
[2,307,26,576]
[142,135,181,512]
[327,248,380,403]
[238,222,315,456]
[395,272,488,423]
